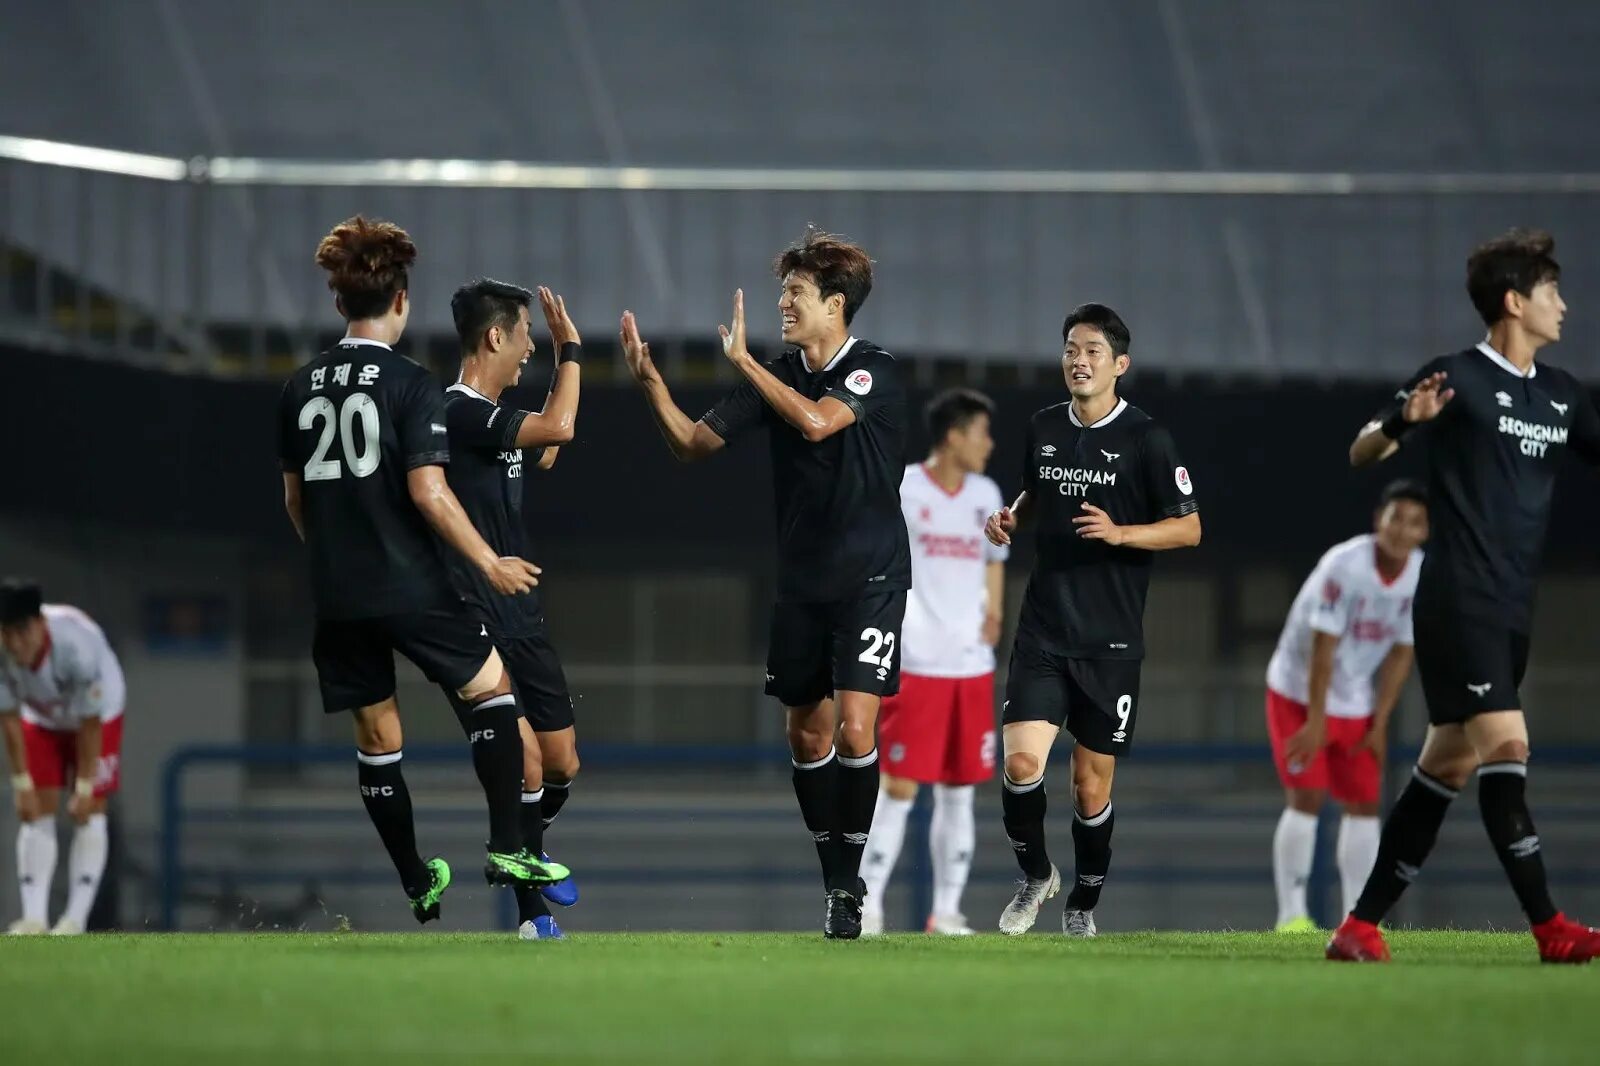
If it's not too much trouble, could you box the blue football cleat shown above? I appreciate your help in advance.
[539,852,579,907]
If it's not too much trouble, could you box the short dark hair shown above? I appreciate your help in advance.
[773,227,874,325]
[1466,229,1560,327]
[1378,478,1427,511]
[1062,303,1131,355]
[314,215,418,321]
[451,278,533,353]
[0,579,43,626]
[925,388,996,445]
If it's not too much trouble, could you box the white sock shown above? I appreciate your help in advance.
[1272,808,1318,926]
[61,814,109,928]
[860,791,913,909]
[930,784,976,918]
[1336,814,1381,918]
[16,820,59,925]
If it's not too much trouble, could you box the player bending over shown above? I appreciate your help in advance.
[861,389,1007,936]
[277,216,566,924]
[986,303,1201,937]
[1266,480,1426,932]
[1,582,124,935]
[443,278,584,940]
[622,229,909,939]
[1328,229,1600,963]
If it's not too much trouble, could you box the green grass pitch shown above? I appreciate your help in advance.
[3,930,1592,1064]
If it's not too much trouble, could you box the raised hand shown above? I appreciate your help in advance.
[485,556,541,596]
[985,507,1017,547]
[717,289,749,363]
[1072,502,1124,545]
[1402,371,1454,424]
[538,286,580,347]
[620,311,661,386]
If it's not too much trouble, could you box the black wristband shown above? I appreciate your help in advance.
[1380,410,1414,441]
[558,342,582,366]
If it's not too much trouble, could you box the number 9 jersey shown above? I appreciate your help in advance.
[276,338,458,620]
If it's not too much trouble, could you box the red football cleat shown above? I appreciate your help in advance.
[1325,915,1391,962]
[1532,913,1600,964]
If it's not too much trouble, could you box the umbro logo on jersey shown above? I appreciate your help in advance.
[1495,391,1514,408]
[480,625,488,637]
[431,423,447,434]
[1467,681,1492,697]
[1551,400,1569,415]
[1101,450,1120,462]
[1040,445,1056,456]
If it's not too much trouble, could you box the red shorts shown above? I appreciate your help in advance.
[878,673,996,785]
[21,716,123,797]
[1265,690,1378,805]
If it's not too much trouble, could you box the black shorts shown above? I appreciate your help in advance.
[313,608,492,714]
[1001,637,1142,756]
[499,628,575,732]
[1414,609,1530,725]
[765,591,908,707]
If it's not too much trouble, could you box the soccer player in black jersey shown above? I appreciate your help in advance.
[277,217,568,923]
[620,229,910,938]
[443,278,583,940]
[1328,229,1600,963]
[985,303,1201,937]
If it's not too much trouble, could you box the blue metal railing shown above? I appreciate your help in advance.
[158,742,1600,931]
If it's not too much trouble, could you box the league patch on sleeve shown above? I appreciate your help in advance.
[845,369,874,396]
[1174,466,1193,495]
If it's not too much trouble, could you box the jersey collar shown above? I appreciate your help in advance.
[802,336,857,374]
[1067,397,1128,429]
[1476,340,1536,379]
[447,381,493,403]
[338,336,393,350]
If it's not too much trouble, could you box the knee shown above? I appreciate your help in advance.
[1072,766,1112,813]
[884,775,919,802]
[545,753,579,785]
[836,718,876,758]
[1004,751,1042,784]
[788,723,833,763]
[1420,754,1478,791]
[1482,739,1530,766]
[353,718,399,754]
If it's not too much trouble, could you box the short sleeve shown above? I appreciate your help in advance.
[701,380,767,445]
[824,350,901,424]
[58,638,109,721]
[1021,418,1039,495]
[1395,588,1415,646]
[983,479,1010,562]
[1566,381,1600,468]
[399,374,451,470]
[1140,424,1198,520]
[0,673,17,714]
[446,394,528,453]
[1309,558,1353,638]
[277,381,300,473]
[1372,357,1453,440]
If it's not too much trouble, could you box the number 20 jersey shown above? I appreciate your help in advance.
[276,340,457,620]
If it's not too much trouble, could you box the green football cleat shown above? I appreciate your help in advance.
[408,857,451,924]
[483,848,571,887]
[1275,915,1320,934]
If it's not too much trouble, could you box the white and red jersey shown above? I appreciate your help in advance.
[0,604,126,731]
[899,464,1009,678]
[1266,534,1420,719]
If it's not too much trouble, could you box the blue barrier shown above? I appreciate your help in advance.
[158,742,1600,931]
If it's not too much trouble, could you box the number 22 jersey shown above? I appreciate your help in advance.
[276,338,457,620]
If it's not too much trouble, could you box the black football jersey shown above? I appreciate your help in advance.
[441,383,545,636]
[702,338,912,604]
[276,339,457,620]
[1376,343,1600,630]
[1016,398,1198,659]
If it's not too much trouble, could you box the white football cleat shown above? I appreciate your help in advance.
[1062,908,1097,938]
[926,912,975,936]
[49,918,84,936]
[861,903,885,937]
[999,865,1061,936]
[7,918,47,935]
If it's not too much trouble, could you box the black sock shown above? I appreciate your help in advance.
[1066,802,1114,910]
[1001,775,1051,881]
[791,749,839,888]
[1352,766,1457,924]
[542,780,571,830]
[357,750,429,896]
[467,693,526,854]
[833,748,879,893]
[514,789,551,923]
[1478,762,1557,925]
